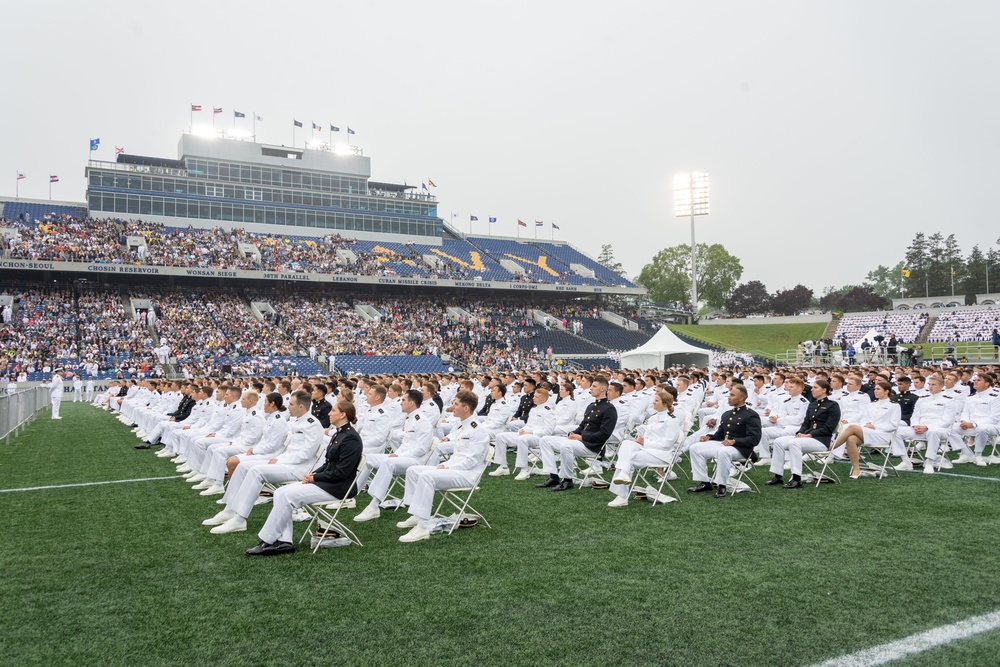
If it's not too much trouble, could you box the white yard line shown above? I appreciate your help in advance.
[811,608,1000,667]
[0,475,183,493]
[903,470,1000,482]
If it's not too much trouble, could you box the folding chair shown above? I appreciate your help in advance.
[802,449,841,486]
[723,451,760,495]
[629,445,683,505]
[575,441,614,488]
[379,440,439,509]
[430,447,493,536]
[859,440,897,479]
[300,454,367,552]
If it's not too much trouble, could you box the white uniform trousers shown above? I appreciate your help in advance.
[948,424,999,456]
[73,387,82,402]
[223,461,303,519]
[493,431,527,467]
[609,441,674,499]
[759,425,796,459]
[176,428,212,457]
[187,436,227,470]
[51,396,61,419]
[513,434,544,469]
[891,427,947,463]
[85,387,94,401]
[681,424,714,453]
[365,455,421,502]
[689,441,747,485]
[403,465,479,527]
[199,441,245,481]
[505,419,525,432]
[771,436,826,477]
[257,482,336,544]
[539,435,598,479]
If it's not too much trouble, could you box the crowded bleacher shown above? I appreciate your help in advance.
[833,312,930,344]
[927,308,1000,343]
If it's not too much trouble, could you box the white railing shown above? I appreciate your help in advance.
[0,387,51,445]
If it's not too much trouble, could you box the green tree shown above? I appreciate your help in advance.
[726,280,771,315]
[637,243,742,308]
[963,245,988,296]
[904,232,929,297]
[771,284,813,316]
[596,244,625,277]
[864,261,905,300]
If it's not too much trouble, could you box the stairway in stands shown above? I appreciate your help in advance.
[916,315,937,344]
[821,318,840,341]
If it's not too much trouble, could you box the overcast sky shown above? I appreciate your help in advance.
[5,0,999,295]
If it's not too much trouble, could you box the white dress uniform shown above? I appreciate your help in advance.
[6,381,16,396]
[49,374,64,419]
[85,379,95,402]
[188,403,249,470]
[227,411,291,469]
[175,400,233,459]
[830,390,872,457]
[402,415,490,529]
[698,384,729,422]
[493,402,556,469]
[759,394,809,460]
[948,387,1000,458]
[220,414,326,520]
[480,397,514,439]
[198,408,267,483]
[360,410,436,503]
[357,403,395,453]
[860,398,902,445]
[72,378,83,402]
[893,391,958,468]
[609,409,681,499]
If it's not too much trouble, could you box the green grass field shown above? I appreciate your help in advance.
[4,403,1000,666]
[670,323,830,358]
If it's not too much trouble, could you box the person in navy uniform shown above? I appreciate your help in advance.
[687,385,762,498]
[766,379,841,488]
[536,376,618,491]
[246,399,363,556]
[892,377,918,426]
[509,377,537,429]
[310,384,332,429]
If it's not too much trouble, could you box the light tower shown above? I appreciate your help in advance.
[673,172,710,307]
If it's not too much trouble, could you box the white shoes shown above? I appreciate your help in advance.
[396,515,418,529]
[894,461,914,471]
[607,496,629,507]
[173,456,187,464]
[155,449,173,458]
[202,509,235,526]
[923,461,935,474]
[488,467,510,477]
[189,473,207,483]
[954,454,977,465]
[210,516,247,534]
[353,504,381,522]
[974,456,988,467]
[176,464,192,473]
[192,480,213,490]
[754,458,771,467]
[200,483,225,496]
[399,526,431,543]
[612,474,631,486]
[326,498,356,510]
[514,469,532,481]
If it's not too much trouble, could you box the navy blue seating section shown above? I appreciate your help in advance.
[349,239,427,277]
[527,240,637,288]
[516,327,608,355]
[225,355,325,376]
[408,239,513,282]
[575,318,653,350]
[467,237,592,285]
[568,357,620,371]
[332,355,449,375]
[1,201,87,222]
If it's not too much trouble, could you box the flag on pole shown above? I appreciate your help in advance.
[517,219,527,227]
[293,119,303,128]
[470,215,478,221]
[255,114,263,121]
[234,110,245,118]
[49,175,59,183]
[89,138,100,151]
[16,172,26,180]
[901,268,911,278]
[347,127,355,135]
[421,183,428,191]
[535,220,544,227]
[489,217,497,223]
[213,107,223,114]
[115,146,125,155]
[330,125,340,132]
[312,122,321,131]
[191,104,203,112]
[428,178,437,187]
[552,223,560,230]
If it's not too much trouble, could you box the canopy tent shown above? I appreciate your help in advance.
[619,326,712,370]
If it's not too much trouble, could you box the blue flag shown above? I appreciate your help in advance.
[330,125,340,132]
[421,183,428,190]
[347,127,355,135]
[552,223,560,230]
[89,138,100,151]
[489,217,497,223]
[293,120,303,128]
[234,111,245,118]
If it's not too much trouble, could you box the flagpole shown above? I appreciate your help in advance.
[252,112,256,143]
[49,179,52,200]
[190,105,193,133]
[15,171,18,199]
[293,123,296,148]
[551,222,554,241]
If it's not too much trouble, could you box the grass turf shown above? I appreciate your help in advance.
[3,403,1000,666]
[669,323,829,359]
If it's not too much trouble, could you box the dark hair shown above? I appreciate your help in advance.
[455,390,479,414]
[493,383,507,397]
[404,388,423,407]
[812,379,831,396]
[335,400,357,424]
[265,391,287,412]
[289,390,312,410]
[730,384,748,401]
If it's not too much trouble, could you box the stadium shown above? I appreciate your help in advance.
[5,3,1000,663]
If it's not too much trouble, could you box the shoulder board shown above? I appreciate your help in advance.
[275,413,282,419]
[470,421,478,428]
[942,395,952,399]
[799,396,807,402]
[544,405,551,410]
[990,392,1000,397]
[251,410,256,415]
[784,397,791,402]
[307,417,315,423]
[378,408,384,414]
[414,413,421,420]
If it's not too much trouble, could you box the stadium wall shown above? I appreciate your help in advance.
[699,314,831,326]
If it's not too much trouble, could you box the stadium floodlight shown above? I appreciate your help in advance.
[191,125,219,139]
[674,172,709,308]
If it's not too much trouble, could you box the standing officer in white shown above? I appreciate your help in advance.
[397,391,489,543]
[49,368,64,419]
[85,377,95,402]
[72,375,83,402]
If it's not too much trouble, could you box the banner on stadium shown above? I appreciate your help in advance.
[0,259,644,295]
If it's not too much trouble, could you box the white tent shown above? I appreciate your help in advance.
[619,326,712,370]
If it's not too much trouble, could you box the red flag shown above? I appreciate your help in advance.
[213,107,223,114]
[115,147,125,155]
[428,178,437,187]
[517,219,527,227]
[191,104,202,111]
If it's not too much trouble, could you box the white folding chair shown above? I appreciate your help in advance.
[629,445,683,505]
[379,440,439,509]
[300,454,367,552]
[430,446,493,536]
[724,451,760,495]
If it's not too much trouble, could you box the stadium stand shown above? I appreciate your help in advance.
[926,308,1000,342]
[527,240,638,288]
[833,312,929,344]
[332,354,450,375]
[573,318,652,350]
[1,201,87,222]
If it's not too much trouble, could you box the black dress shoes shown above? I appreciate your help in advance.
[246,541,296,556]
[535,475,560,489]
[782,479,803,489]
[687,481,715,493]
[765,475,784,486]
[552,478,574,492]
[713,485,728,498]
[134,442,151,449]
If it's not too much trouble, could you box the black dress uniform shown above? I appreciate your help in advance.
[893,390,919,425]
[512,390,535,421]
[688,404,762,497]
[795,397,841,445]
[708,404,762,458]
[575,397,618,453]
[311,399,332,429]
[312,423,364,498]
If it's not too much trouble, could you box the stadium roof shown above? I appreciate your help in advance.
[116,153,186,170]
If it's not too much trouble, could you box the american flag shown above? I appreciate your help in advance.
[191,104,202,111]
